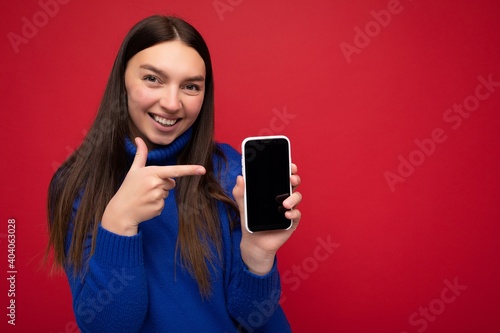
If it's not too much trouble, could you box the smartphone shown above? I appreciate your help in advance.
[242,135,293,233]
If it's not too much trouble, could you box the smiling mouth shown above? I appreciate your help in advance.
[149,113,179,127]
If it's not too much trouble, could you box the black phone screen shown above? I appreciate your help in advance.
[243,137,292,232]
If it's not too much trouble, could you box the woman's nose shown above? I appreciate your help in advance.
[159,87,181,112]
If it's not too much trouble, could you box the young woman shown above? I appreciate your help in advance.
[47,15,302,332]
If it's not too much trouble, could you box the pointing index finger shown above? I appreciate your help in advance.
[152,165,206,179]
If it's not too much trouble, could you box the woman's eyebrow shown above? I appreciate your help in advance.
[140,64,167,77]
[184,75,205,82]
[139,64,205,82]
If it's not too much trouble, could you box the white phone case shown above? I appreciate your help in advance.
[241,135,292,233]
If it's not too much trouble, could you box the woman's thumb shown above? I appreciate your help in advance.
[130,137,148,171]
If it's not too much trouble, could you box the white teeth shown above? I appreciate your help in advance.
[153,115,177,126]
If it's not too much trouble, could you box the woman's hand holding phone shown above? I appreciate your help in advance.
[232,163,302,276]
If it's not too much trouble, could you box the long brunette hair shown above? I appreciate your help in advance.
[47,15,238,296]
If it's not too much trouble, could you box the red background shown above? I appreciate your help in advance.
[1,0,500,332]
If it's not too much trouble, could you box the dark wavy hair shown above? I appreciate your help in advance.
[46,15,238,296]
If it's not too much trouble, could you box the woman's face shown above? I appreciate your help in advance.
[125,40,206,149]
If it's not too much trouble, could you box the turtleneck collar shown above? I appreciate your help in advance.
[125,127,193,166]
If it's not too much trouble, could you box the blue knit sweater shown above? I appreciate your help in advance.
[64,129,291,332]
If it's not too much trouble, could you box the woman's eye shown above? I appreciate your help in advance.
[183,84,202,95]
[143,75,159,83]
[184,84,200,91]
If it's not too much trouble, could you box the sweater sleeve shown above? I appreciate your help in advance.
[65,221,148,333]
[226,227,291,332]
[216,143,291,332]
